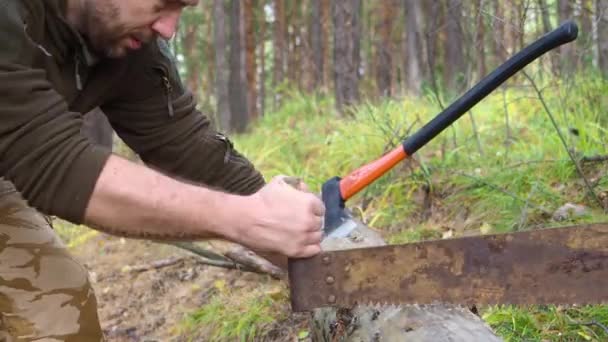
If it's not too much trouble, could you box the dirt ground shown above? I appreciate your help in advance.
[71,233,304,341]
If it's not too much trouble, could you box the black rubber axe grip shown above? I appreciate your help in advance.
[402,20,578,155]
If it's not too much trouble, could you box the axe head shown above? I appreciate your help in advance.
[321,177,358,238]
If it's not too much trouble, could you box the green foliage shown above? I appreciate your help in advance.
[483,305,608,341]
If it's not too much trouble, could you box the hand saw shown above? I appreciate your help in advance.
[286,20,606,312]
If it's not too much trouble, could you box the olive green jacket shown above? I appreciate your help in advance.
[0,0,265,223]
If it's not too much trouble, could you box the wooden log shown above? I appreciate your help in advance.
[310,216,503,342]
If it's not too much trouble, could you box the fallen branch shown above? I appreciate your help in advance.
[581,155,608,163]
[164,241,283,279]
[129,257,184,273]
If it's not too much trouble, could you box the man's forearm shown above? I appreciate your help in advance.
[83,155,249,241]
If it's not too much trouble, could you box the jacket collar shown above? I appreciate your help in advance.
[45,0,99,67]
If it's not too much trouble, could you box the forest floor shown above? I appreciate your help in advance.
[70,232,308,341]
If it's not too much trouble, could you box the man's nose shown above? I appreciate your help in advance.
[151,10,181,40]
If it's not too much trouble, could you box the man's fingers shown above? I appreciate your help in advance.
[304,230,323,244]
[310,196,326,217]
[306,216,323,232]
[293,244,322,258]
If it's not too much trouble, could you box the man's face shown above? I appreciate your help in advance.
[81,0,199,58]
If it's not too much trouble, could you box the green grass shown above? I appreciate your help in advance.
[483,305,608,341]
[179,281,288,341]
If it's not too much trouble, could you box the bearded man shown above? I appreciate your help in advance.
[0,0,324,340]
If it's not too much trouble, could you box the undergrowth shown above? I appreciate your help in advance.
[206,73,608,341]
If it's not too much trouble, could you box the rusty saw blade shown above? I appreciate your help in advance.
[288,223,608,312]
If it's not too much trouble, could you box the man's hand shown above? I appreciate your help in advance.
[233,175,325,258]
[84,157,323,261]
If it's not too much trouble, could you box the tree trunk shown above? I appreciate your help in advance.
[182,24,201,97]
[244,0,258,120]
[214,0,231,131]
[597,0,608,76]
[404,0,424,95]
[558,0,575,75]
[259,5,266,117]
[375,0,396,98]
[286,2,299,88]
[537,0,558,75]
[311,0,324,90]
[444,0,466,93]
[492,0,506,66]
[333,0,361,114]
[299,0,315,93]
[321,0,332,93]
[423,1,441,100]
[273,0,286,108]
[310,218,504,341]
[579,0,594,71]
[475,0,487,80]
[228,0,250,133]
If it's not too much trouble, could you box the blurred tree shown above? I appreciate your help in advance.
[333,0,361,114]
[214,0,231,131]
[229,0,250,132]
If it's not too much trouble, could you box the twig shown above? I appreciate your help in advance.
[566,313,608,337]
[502,87,512,154]
[165,241,282,279]
[504,158,565,169]
[521,71,605,211]
[225,247,284,279]
[581,155,608,163]
[516,182,537,231]
[167,241,228,261]
[574,320,608,335]
[129,257,184,273]
[468,109,484,156]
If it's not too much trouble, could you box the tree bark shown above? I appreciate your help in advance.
[273,0,286,108]
[444,0,466,93]
[228,0,250,132]
[259,4,266,117]
[311,0,324,90]
[597,0,608,76]
[537,0,559,75]
[321,0,332,92]
[244,0,258,120]
[310,217,503,341]
[375,0,396,98]
[475,0,487,80]
[333,0,361,114]
[558,0,575,75]
[214,0,231,131]
[404,0,424,95]
[491,0,506,66]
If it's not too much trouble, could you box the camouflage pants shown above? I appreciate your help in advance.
[0,180,104,341]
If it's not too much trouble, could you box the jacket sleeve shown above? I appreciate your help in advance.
[101,39,266,195]
[0,2,111,223]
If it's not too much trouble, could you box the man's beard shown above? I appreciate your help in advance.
[81,0,147,58]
